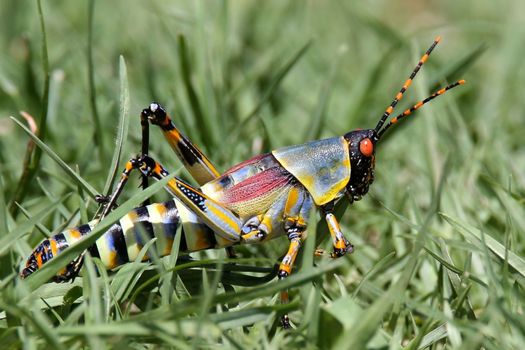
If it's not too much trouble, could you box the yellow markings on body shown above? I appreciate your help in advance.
[69,228,82,240]
[36,253,43,268]
[342,155,351,171]
[192,226,213,251]
[166,178,240,242]
[242,230,261,241]
[274,137,350,206]
[96,231,117,269]
[120,211,143,262]
[261,215,273,235]
[176,199,212,252]
[206,202,241,237]
[148,203,171,257]
[96,232,117,269]
[284,187,300,216]
[50,239,58,257]
[187,224,212,251]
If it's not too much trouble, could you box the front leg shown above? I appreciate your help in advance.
[323,204,354,258]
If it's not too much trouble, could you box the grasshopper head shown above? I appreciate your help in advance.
[340,38,466,203]
[343,129,378,202]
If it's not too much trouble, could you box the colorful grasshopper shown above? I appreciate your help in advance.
[20,36,464,327]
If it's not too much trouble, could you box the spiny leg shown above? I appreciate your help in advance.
[142,103,220,185]
[95,107,154,215]
[278,229,304,329]
[142,103,237,258]
[322,203,354,258]
[276,190,312,328]
[99,161,135,220]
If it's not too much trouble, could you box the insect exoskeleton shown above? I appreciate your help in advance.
[20,36,465,328]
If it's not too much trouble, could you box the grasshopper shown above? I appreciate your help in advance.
[20,36,464,328]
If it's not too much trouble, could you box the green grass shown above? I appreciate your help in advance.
[1,0,525,348]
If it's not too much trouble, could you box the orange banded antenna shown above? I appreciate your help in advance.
[377,79,466,138]
[375,36,442,133]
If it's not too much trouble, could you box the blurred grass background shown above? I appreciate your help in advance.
[1,0,525,348]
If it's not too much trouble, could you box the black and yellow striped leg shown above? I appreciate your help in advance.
[322,204,354,258]
[141,103,220,185]
[278,229,303,329]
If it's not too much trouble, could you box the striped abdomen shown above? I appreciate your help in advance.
[20,199,219,282]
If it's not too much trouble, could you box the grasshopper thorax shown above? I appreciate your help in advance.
[344,129,378,202]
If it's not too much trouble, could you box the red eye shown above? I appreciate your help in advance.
[359,138,374,157]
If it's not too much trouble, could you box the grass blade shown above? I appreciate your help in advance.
[102,55,130,195]
[441,213,525,278]
[10,117,99,198]
[0,196,66,256]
